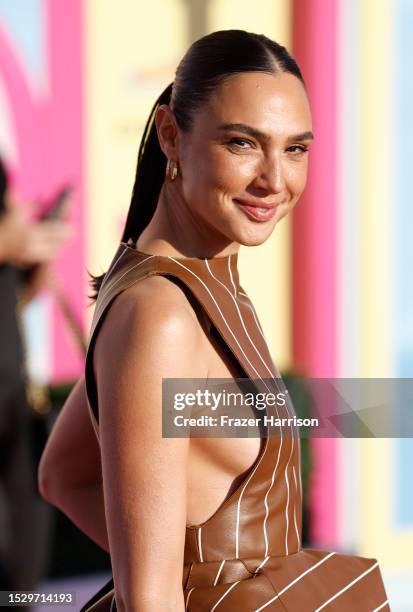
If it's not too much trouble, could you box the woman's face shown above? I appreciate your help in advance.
[176,71,313,247]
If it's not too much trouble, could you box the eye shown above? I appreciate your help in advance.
[287,145,309,155]
[227,137,254,149]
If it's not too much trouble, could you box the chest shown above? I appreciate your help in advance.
[191,319,262,468]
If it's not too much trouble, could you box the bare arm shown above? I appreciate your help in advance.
[95,277,207,611]
[38,376,109,552]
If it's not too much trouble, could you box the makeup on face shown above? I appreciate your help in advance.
[233,198,279,222]
[176,72,313,247]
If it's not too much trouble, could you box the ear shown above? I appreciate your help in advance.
[155,104,179,161]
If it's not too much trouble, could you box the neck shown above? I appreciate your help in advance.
[136,183,240,259]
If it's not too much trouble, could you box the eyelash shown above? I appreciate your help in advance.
[227,138,309,154]
[288,145,309,154]
[228,137,254,149]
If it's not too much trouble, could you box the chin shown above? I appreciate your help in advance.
[231,220,278,247]
[239,235,271,247]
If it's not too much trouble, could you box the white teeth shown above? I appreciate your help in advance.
[256,208,267,213]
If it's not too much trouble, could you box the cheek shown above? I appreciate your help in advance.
[183,148,256,196]
[196,149,257,194]
[290,160,309,193]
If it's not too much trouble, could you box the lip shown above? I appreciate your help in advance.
[234,198,279,222]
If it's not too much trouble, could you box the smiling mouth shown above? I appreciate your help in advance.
[233,199,279,222]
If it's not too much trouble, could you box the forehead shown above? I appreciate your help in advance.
[197,71,312,135]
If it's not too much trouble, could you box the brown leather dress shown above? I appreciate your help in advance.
[82,242,391,611]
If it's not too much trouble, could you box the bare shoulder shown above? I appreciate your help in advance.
[94,274,206,376]
[117,273,199,321]
[93,275,199,600]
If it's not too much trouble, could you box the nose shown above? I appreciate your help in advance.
[254,154,286,194]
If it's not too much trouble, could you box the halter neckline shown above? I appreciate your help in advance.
[123,241,239,264]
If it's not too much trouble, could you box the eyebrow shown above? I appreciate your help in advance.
[217,123,314,143]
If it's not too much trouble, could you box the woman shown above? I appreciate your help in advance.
[39,30,390,611]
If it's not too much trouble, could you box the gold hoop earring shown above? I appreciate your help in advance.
[166,159,178,181]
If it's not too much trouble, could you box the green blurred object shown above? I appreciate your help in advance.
[281,370,314,546]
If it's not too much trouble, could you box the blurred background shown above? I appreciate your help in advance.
[0,0,412,609]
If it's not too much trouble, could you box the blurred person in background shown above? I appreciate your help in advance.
[0,157,72,595]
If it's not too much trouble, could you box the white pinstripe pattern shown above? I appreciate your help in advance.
[205,259,276,380]
[292,466,301,549]
[97,254,277,568]
[213,559,226,586]
[254,552,336,611]
[262,436,283,556]
[238,291,266,340]
[372,600,389,611]
[169,257,298,559]
[93,255,156,333]
[99,250,308,611]
[185,587,195,610]
[227,255,237,296]
[284,437,295,555]
[254,555,270,573]
[203,258,294,559]
[298,437,304,500]
[100,255,155,305]
[89,249,389,612]
[210,580,241,611]
[234,447,267,560]
[99,246,128,291]
[167,258,272,394]
[262,387,298,558]
[314,562,379,611]
[167,250,277,580]
[263,419,299,559]
[197,527,203,562]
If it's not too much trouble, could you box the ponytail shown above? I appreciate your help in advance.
[122,82,173,242]
[89,83,173,300]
